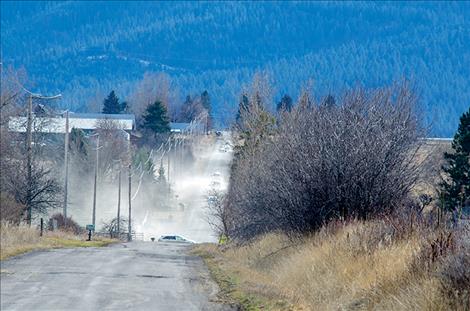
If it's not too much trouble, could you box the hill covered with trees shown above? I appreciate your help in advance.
[1,1,469,136]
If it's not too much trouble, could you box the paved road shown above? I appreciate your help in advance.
[0,242,233,311]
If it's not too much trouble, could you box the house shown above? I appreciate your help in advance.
[9,112,135,134]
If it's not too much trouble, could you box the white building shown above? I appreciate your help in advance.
[9,112,135,134]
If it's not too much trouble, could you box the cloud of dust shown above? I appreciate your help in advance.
[65,133,233,243]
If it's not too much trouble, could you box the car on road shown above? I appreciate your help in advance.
[158,235,196,244]
[212,171,221,177]
[207,195,217,204]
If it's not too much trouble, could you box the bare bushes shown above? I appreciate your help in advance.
[206,189,231,238]
[101,217,128,239]
[437,225,470,308]
[48,213,83,234]
[228,84,423,240]
[0,192,24,223]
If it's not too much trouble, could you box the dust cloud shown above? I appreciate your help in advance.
[65,132,232,243]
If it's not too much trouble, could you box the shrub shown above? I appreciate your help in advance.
[101,217,128,239]
[0,192,24,224]
[47,213,83,234]
[438,225,470,309]
[228,83,423,240]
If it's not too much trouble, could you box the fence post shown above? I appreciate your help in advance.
[40,218,44,237]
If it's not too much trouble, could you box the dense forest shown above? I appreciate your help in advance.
[1,1,469,136]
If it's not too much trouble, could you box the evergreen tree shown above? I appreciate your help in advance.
[235,93,249,126]
[102,91,125,114]
[201,90,211,114]
[201,90,212,129]
[322,94,336,109]
[277,94,293,112]
[440,107,470,212]
[142,100,170,135]
[179,95,194,123]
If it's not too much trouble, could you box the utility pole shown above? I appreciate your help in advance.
[127,162,132,242]
[92,135,99,229]
[167,138,171,185]
[26,94,33,226]
[117,162,121,236]
[63,110,69,222]
[122,130,132,242]
[180,137,184,177]
[21,89,61,226]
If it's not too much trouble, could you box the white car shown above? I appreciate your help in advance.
[158,235,195,244]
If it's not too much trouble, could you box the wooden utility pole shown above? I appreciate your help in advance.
[21,90,61,226]
[127,163,132,242]
[117,163,121,235]
[63,111,69,221]
[26,94,33,226]
[167,139,171,185]
[92,135,99,229]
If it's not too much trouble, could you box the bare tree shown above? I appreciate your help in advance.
[4,156,61,219]
[206,189,231,238]
[227,82,425,240]
[129,72,175,126]
[94,119,129,178]
[1,68,62,223]
[102,217,128,239]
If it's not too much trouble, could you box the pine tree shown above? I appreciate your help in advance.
[102,91,125,114]
[440,107,470,212]
[201,90,212,129]
[179,95,194,123]
[322,94,336,109]
[142,100,170,135]
[277,94,293,112]
[235,93,249,126]
[201,90,211,114]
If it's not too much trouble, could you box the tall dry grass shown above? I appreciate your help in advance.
[196,220,466,310]
[0,221,115,260]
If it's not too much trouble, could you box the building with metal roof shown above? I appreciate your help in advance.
[9,113,135,133]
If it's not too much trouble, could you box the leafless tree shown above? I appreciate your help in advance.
[4,156,61,219]
[102,217,128,239]
[227,82,425,240]
[94,119,129,178]
[1,67,62,222]
[129,72,175,125]
[206,189,231,238]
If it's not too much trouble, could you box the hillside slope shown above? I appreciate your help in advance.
[1,1,469,135]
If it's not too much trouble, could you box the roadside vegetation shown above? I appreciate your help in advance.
[0,221,115,261]
[0,67,212,255]
[197,218,469,310]
[204,75,470,310]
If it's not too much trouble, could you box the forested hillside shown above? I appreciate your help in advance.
[1,1,469,136]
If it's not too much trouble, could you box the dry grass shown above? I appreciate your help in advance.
[195,220,459,311]
[0,221,116,261]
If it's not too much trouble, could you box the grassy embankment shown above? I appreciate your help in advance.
[0,221,116,261]
[194,220,468,311]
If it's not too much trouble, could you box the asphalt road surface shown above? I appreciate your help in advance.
[0,242,234,311]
